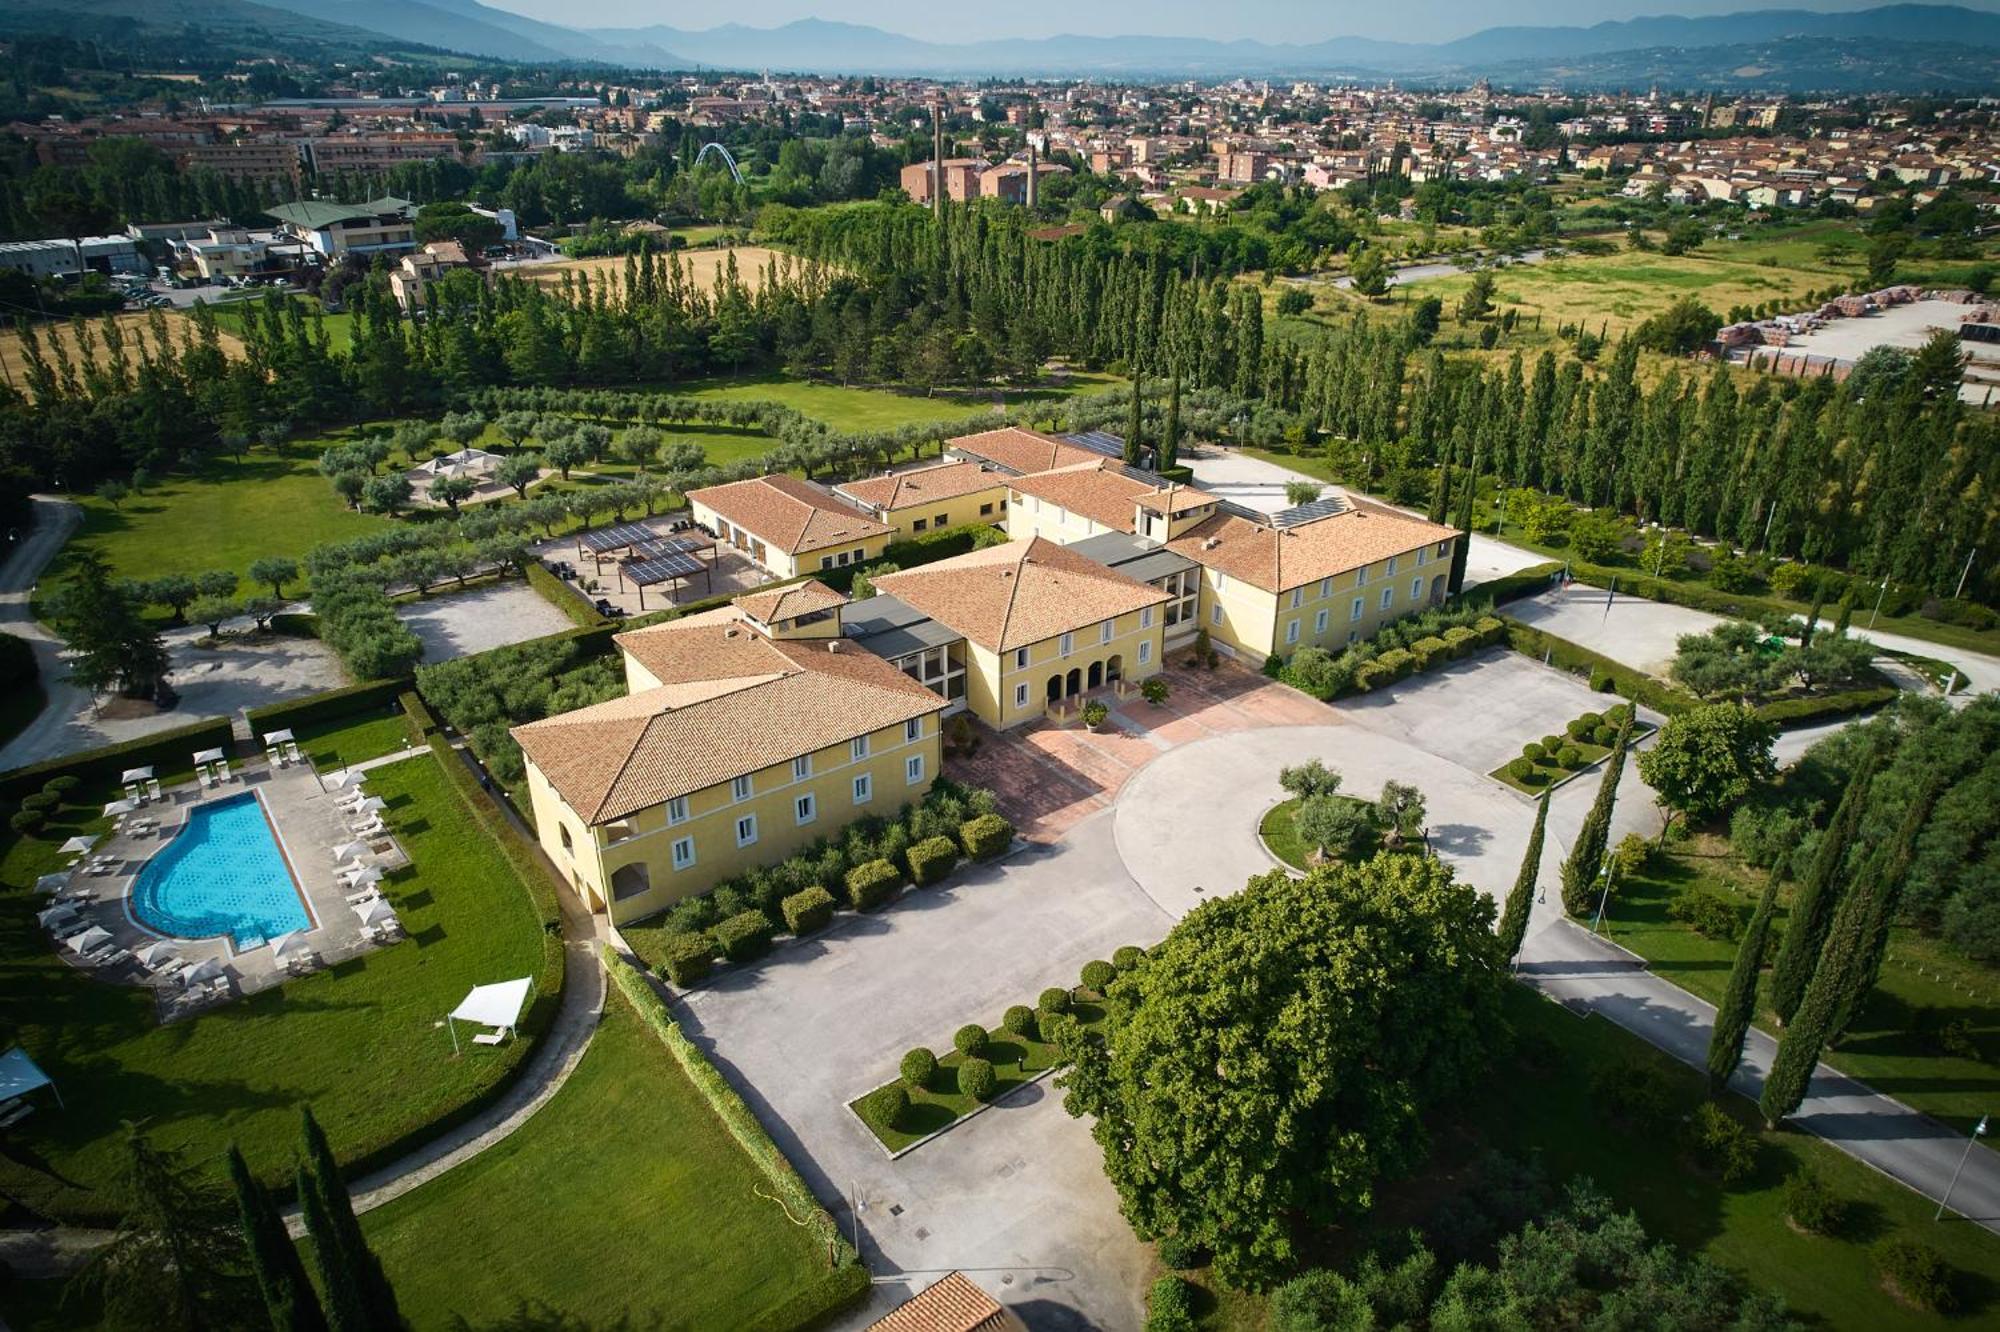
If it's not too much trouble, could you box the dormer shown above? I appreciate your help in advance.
[734,580,850,641]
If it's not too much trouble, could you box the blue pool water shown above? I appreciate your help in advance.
[129,793,310,950]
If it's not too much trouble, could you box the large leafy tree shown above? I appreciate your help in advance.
[1637,703,1777,837]
[1059,856,1503,1286]
[46,550,169,702]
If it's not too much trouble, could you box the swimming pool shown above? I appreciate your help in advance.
[129,793,312,951]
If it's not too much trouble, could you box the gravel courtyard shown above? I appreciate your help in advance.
[398,581,578,662]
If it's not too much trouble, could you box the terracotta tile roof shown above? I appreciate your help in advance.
[835,461,1008,512]
[1133,482,1217,516]
[873,536,1166,653]
[1168,497,1457,595]
[868,1272,1013,1332]
[1005,461,1166,534]
[946,426,1099,476]
[734,579,849,625]
[686,474,891,555]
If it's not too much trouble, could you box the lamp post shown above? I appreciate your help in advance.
[1589,862,1614,936]
[1935,1114,1988,1222]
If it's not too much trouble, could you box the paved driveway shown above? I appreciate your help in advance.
[397,581,577,661]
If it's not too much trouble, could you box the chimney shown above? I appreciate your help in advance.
[827,639,840,653]
[1028,142,1039,209]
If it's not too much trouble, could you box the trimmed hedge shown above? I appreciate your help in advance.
[1466,561,1564,607]
[604,952,861,1306]
[0,715,235,801]
[1081,959,1116,991]
[398,689,439,739]
[844,858,903,910]
[956,1057,996,1101]
[1038,987,1073,1014]
[526,559,610,628]
[900,1047,936,1088]
[1503,618,1695,717]
[655,931,715,987]
[714,910,775,963]
[953,1023,988,1056]
[907,834,959,886]
[1002,1004,1037,1038]
[1752,686,1897,725]
[244,677,410,737]
[781,885,835,935]
[960,812,1014,860]
[1410,635,1451,671]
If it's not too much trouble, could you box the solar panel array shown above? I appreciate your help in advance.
[631,535,706,559]
[580,522,662,554]
[622,550,706,586]
[1270,495,1353,529]
[1061,430,1126,459]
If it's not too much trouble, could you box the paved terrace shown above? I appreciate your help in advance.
[530,513,769,618]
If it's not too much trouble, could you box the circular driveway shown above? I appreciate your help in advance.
[1111,725,1538,922]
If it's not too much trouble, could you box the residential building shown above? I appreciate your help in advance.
[180,226,268,280]
[867,1271,1024,1332]
[266,197,417,258]
[687,473,894,578]
[900,158,986,205]
[873,537,1168,727]
[388,241,471,312]
[177,140,302,188]
[514,595,945,923]
[1005,461,1217,543]
[831,460,1012,538]
[944,426,1099,476]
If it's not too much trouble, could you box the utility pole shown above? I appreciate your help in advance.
[1869,575,1888,629]
[1935,1115,1988,1221]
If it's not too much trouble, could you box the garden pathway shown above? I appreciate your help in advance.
[0,495,89,770]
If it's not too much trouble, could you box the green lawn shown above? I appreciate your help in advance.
[362,984,832,1331]
[291,707,418,771]
[851,994,1107,1153]
[208,294,357,354]
[56,443,390,589]
[1256,796,1393,873]
[1607,840,2000,1146]
[0,751,551,1221]
[668,370,1128,434]
[1188,983,2000,1331]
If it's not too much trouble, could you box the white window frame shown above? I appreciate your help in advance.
[1436,539,1450,557]
[1380,587,1394,611]
[1015,647,1029,669]
[1289,587,1303,609]
[1315,608,1329,633]
[794,793,817,826]
[792,754,811,781]
[1141,606,1154,629]
[1285,618,1300,645]
[670,836,696,870]
[1318,576,1331,598]
[1014,682,1030,708]
[905,755,925,785]
[1100,621,1113,645]
[731,774,753,802]
[905,717,922,742]
[666,796,689,826]
[852,774,873,805]
[1385,555,1398,576]
[1211,604,1223,626]
[1411,576,1424,602]
[1350,597,1364,622]
[1138,639,1152,664]
[1416,545,1428,566]
[851,735,870,761]
[734,814,758,848]
[1060,631,1075,658]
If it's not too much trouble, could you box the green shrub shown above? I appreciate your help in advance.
[1442,624,1481,657]
[1590,664,1614,692]
[953,1023,988,1056]
[1001,1005,1037,1038]
[42,775,80,797]
[1567,713,1600,739]
[1473,614,1505,644]
[1541,734,1563,753]
[713,910,776,963]
[1522,741,1546,763]
[844,858,903,910]
[1506,757,1537,782]
[657,931,714,987]
[1112,945,1146,971]
[1555,745,1582,769]
[781,885,835,936]
[1145,1275,1198,1332]
[18,791,58,813]
[959,812,1014,861]
[1081,699,1110,728]
[1592,724,1618,747]
[9,808,46,835]
[1081,959,1116,991]
[907,834,960,886]
[1684,1101,1757,1183]
[900,1047,937,1089]
[863,1083,909,1131]
[957,1057,996,1101]
[1875,1238,1956,1312]
[1038,987,1073,1015]
[1410,635,1451,670]
[1156,1234,1207,1271]
[1782,1168,1847,1236]
[1668,888,1745,942]
[1140,677,1170,705]
[1591,1060,1682,1134]
[1375,647,1415,681]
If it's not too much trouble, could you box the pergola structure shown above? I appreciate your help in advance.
[617,538,714,609]
[575,522,667,572]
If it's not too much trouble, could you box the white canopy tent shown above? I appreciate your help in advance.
[36,904,78,929]
[446,977,532,1054]
[271,932,314,962]
[191,748,226,765]
[136,941,180,968]
[103,798,138,818]
[192,746,230,783]
[349,796,388,816]
[342,865,385,891]
[183,956,226,989]
[261,728,294,745]
[0,1046,60,1108]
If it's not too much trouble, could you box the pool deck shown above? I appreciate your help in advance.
[51,756,414,1020]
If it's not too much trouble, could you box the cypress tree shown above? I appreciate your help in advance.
[1769,746,1878,1025]
[1707,879,1778,1092]
[1560,713,1631,917]
[1828,778,1942,1046]
[1159,373,1181,472]
[1448,442,1478,594]
[1124,375,1143,466]
[297,1166,369,1332]
[229,1146,327,1332]
[1497,793,1548,965]
[301,1107,402,1331]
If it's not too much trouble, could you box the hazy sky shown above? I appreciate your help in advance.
[486,0,1999,43]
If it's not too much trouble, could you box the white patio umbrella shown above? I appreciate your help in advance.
[136,941,180,968]
[342,865,385,891]
[354,897,397,927]
[261,728,294,745]
[191,747,226,766]
[119,766,154,783]
[349,796,388,815]
[103,799,138,817]
[445,977,533,1054]
[58,836,97,856]
[66,926,111,955]
[34,873,71,895]
[331,840,374,862]
[271,932,313,961]
[36,905,78,928]
[182,957,226,988]
[326,770,368,792]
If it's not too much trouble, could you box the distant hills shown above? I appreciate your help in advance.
[4,0,1998,91]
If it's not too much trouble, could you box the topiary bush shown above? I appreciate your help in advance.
[1555,744,1582,769]
[1001,1004,1037,1039]
[907,834,960,886]
[1442,624,1481,657]
[658,931,715,987]
[844,858,903,910]
[1522,741,1546,764]
[781,885,835,935]
[18,791,58,813]
[863,1083,909,1130]
[957,1056,996,1102]
[953,1023,988,1057]
[1145,1274,1197,1332]
[960,812,1014,861]
[1782,1168,1847,1236]
[1875,1238,1956,1312]
[1541,734,1563,753]
[1506,757,1538,782]
[1410,635,1451,671]
[900,1046,937,1089]
[1081,959,1116,991]
[1038,987,1073,1015]
[1112,945,1146,972]
[9,808,46,836]
[1567,713,1602,739]
[1592,723,1618,747]
[42,775,80,798]
[713,910,775,963]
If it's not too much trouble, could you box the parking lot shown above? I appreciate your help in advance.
[397,581,579,661]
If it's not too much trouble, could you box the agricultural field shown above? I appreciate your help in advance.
[510,244,795,297]
[0,309,248,399]
[665,368,1127,434]
[206,293,357,353]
